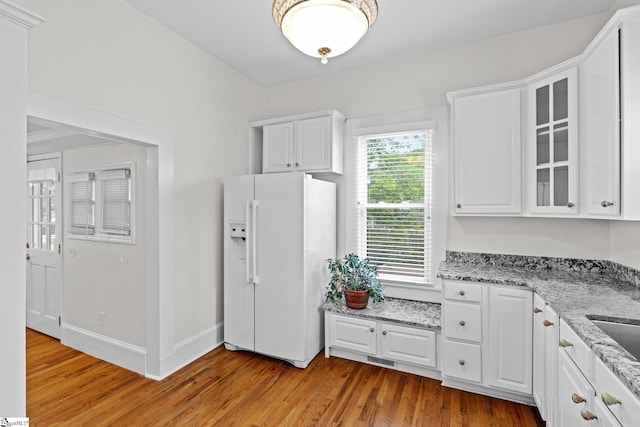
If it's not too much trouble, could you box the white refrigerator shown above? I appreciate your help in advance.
[223,172,336,368]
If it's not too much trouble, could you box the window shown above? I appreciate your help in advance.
[354,130,433,284]
[67,163,134,243]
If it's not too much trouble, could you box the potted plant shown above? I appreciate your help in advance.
[325,253,384,309]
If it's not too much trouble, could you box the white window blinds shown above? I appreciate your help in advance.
[98,169,131,236]
[67,163,135,243]
[69,172,96,235]
[355,130,433,283]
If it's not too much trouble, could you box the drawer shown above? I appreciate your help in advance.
[444,281,482,303]
[443,340,482,383]
[443,301,482,342]
[559,318,591,380]
[380,323,437,368]
[594,355,640,427]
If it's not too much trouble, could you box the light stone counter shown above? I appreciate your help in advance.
[322,297,441,330]
[438,252,640,400]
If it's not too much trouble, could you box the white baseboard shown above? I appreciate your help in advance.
[149,322,224,381]
[61,323,147,375]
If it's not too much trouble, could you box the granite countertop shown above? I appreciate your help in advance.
[322,297,441,330]
[438,258,640,400]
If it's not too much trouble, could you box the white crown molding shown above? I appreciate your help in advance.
[0,0,43,30]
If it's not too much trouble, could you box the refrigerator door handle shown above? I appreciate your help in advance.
[252,200,260,284]
[245,200,252,283]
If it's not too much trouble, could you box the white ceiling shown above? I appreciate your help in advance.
[126,0,615,88]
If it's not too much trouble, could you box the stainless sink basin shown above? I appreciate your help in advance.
[591,319,640,360]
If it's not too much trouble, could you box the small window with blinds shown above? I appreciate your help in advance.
[355,130,432,283]
[67,163,135,243]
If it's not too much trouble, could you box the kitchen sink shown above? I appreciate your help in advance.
[591,319,640,360]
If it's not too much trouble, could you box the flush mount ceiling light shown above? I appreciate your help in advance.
[272,0,378,64]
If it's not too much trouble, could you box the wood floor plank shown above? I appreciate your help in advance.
[26,329,545,426]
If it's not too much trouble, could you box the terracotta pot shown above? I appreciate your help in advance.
[344,289,370,309]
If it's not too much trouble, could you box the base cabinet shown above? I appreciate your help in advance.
[325,311,438,375]
[441,280,533,403]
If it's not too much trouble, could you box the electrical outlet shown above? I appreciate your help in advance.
[99,311,107,326]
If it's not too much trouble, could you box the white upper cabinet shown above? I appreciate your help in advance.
[527,68,579,215]
[620,14,640,220]
[580,29,621,217]
[451,88,522,215]
[447,5,640,220]
[253,111,344,176]
[263,122,294,173]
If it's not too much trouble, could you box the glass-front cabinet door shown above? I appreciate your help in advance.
[528,68,579,215]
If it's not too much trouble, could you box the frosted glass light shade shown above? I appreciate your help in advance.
[273,0,377,63]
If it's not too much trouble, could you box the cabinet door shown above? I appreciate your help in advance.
[528,68,579,215]
[328,313,377,355]
[544,304,560,426]
[557,351,594,427]
[580,29,620,217]
[380,323,437,368]
[295,116,332,172]
[532,294,547,419]
[263,122,294,173]
[487,286,532,394]
[453,88,522,214]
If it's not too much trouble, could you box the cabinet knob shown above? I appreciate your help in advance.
[26,253,31,261]
[382,330,387,336]
[601,393,621,406]
[572,393,587,404]
[458,359,465,366]
[370,327,375,333]
[543,320,554,327]
[459,320,466,326]
[459,290,465,296]
[295,162,299,166]
[601,201,614,208]
[567,202,575,208]
[533,307,543,314]
[580,409,598,421]
[456,203,462,209]
[287,163,291,167]
[559,338,573,348]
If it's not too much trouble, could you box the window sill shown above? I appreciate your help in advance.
[380,278,442,303]
[68,234,135,245]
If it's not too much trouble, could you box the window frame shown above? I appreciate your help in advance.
[355,130,433,284]
[66,161,136,244]
[344,109,448,302]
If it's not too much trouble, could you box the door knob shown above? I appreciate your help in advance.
[601,201,614,208]
[26,254,31,261]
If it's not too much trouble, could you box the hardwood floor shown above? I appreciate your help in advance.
[27,329,545,426]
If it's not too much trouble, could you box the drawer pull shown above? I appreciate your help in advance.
[559,338,573,348]
[382,330,387,336]
[370,327,375,333]
[571,393,586,404]
[459,290,465,296]
[543,320,554,327]
[533,307,543,314]
[459,320,466,326]
[458,359,465,366]
[601,200,614,208]
[580,409,598,421]
[601,393,621,406]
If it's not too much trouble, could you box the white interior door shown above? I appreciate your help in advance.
[26,155,62,338]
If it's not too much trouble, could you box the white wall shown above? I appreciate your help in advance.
[14,0,266,353]
[265,1,640,264]
[63,143,148,346]
[0,1,39,416]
